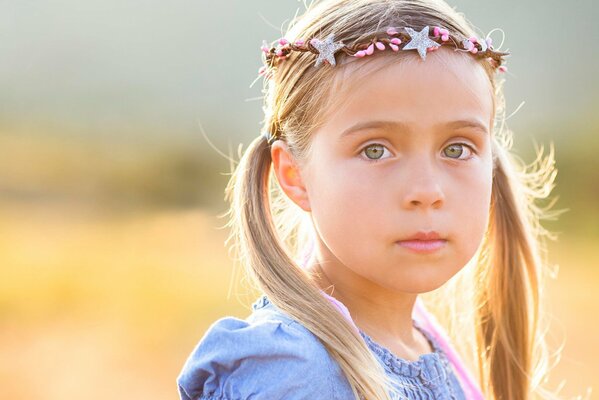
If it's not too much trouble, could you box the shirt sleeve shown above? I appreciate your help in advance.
[176,315,353,400]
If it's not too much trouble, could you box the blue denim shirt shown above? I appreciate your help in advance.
[177,295,466,400]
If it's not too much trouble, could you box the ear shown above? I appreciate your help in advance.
[270,141,311,212]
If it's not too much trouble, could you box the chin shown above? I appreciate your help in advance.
[383,270,455,294]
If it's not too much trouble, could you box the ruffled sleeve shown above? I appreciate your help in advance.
[176,316,352,400]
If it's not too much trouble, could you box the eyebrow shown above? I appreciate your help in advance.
[338,119,489,139]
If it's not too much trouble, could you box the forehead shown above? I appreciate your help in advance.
[322,47,494,133]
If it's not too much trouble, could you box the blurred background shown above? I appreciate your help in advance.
[0,0,597,398]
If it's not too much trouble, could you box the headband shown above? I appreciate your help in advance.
[258,25,510,145]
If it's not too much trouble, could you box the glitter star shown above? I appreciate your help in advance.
[310,33,345,67]
[402,26,441,61]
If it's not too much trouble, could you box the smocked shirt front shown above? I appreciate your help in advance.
[177,294,467,400]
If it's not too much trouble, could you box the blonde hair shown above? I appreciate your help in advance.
[223,0,564,399]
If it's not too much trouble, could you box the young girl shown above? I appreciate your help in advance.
[177,0,564,399]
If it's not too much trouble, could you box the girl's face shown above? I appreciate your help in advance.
[274,48,494,294]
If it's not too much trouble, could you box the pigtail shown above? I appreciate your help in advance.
[223,133,398,400]
[472,128,560,400]
[477,147,536,399]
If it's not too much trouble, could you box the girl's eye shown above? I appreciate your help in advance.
[360,143,391,162]
[359,142,475,162]
[442,143,474,160]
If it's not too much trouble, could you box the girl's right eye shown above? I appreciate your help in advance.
[359,143,392,163]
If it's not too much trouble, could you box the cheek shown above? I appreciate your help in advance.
[305,157,384,254]
[308,164,372,228]
[306,143,369,213]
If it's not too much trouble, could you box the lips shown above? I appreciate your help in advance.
[401,230,443,241]
[395,231,447,254]
[396,239,447,253]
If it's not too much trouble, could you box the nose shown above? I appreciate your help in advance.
[401,161,445,210]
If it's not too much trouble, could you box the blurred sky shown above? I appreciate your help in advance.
[0,0,597,148]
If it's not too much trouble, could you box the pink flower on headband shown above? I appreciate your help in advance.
[389,37,402,52]
[433,26,450,41]
[261,40,270,54]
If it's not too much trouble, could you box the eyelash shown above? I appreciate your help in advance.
[359,142,476,163]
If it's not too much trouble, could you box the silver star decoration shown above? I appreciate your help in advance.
[311,33,345,67]
[402,26,441,61]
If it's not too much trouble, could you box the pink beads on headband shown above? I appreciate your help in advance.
[260,40,270,54]
[462,35,494,55]
[258,25,509,76]
[389,37,402,51]
[354,25,451,59]
[433,26,450,41]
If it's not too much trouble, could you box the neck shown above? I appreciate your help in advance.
[306,257,420,347]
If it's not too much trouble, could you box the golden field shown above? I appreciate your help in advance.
[0,202,595,399]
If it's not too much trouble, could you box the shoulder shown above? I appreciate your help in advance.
[176,296,353,400]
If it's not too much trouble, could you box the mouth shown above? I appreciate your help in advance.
[395,239,447,253]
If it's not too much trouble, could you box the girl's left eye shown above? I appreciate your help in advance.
[359,142,475,163]
[442,143,474,160]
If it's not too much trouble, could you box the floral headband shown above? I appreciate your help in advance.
[258,25,510,144]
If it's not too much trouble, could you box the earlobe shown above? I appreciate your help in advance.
[270,142,312,212]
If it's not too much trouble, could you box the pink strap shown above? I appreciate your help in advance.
[320,290,361,335]
[413,297,484,399]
